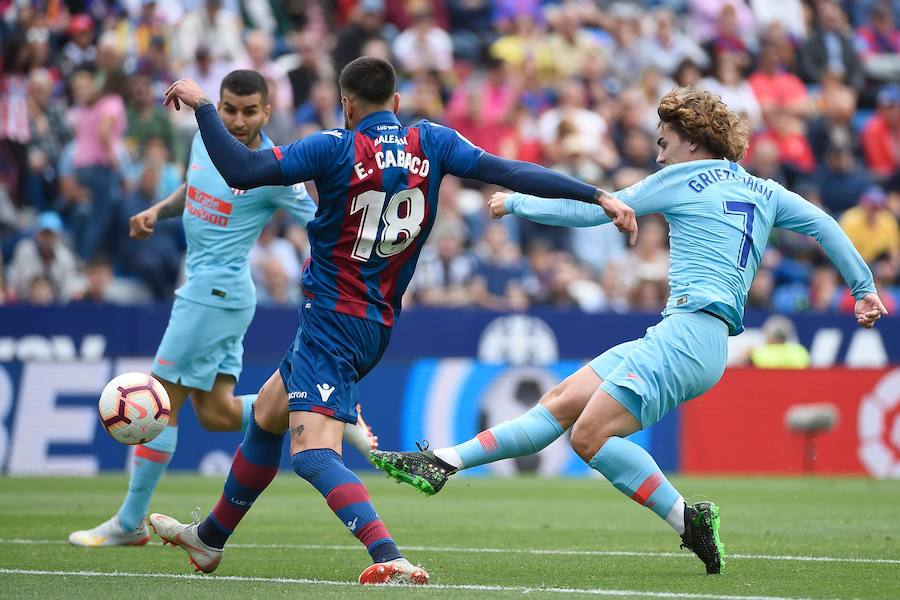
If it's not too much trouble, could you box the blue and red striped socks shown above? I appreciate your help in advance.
[588,436,685,534]
[197,411,284,549]
[292,448,401,564]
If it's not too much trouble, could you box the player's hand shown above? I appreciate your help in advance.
[488,192,509,219]
[130,208,157,239]
[854,293,888,329]
[163,78,209,111]
[597,190,638,246]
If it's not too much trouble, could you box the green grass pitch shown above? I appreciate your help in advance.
[1,474,898,599]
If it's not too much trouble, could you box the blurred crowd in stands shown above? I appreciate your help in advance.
[0,0,898,316]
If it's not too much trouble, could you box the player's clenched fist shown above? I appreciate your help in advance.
[130,208,157,239]
[855,293,889,329]
[163,78,210,111]
[597,191,638,246]
[488,192,509,219]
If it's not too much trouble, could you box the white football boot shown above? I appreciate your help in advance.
[149,512,223,573]
[358,557,429,585]
[68,515,150,547]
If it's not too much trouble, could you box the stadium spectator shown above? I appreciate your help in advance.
[25,67,70,211]
[293,78,343,137]
[60,14,96,77]
[392,5,454,77]
[798,1,865,92]
[748,40,809,117]
[747,267,776,310]
[250,220,302,303]
[700,51,761,130]
[470,222,533,311]
[855,2,900,84]
[689,0,754,46]
[175,0,248,68]
[109,158,184,299]
[861,84,900,179]
[490,12,555,80]
[641,9,708,76]
[242,29,292,112]
[413,229,476,307]
[125,73,178,159]
[814,141,872,217]
[748,314,811,368]
[546,4,603,79]
[286,30,334,110]
[7,211,82,303]
[69,68,128,259]
[333,0,394,74]
[703,2,750,66]
[750,0,806,41]
[807,82,860,160]
[839,186,900,264]
[608,217,669,298]
[0,33,31,206]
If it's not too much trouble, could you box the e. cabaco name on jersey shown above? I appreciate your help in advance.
[354,149,430,181]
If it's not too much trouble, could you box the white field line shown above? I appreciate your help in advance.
[2,538,898,566]
[0,567,839,600]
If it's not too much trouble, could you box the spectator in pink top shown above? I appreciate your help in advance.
[70,69,128,259]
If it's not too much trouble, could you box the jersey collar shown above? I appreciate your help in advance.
[355,110,401,131]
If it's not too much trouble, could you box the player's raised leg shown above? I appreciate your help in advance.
[151,370,286,572]
[370,365,601,495]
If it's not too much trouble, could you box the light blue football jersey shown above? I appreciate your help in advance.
[179,131,317,309]
[505,159,876,334]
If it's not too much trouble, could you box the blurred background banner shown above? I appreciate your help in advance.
[2,304,898,364]
[1,306,897,478]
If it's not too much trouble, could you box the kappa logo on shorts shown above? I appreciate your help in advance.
[317,383,335,403]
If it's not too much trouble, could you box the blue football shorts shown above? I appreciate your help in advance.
[279,299,391,424]
[153,296,255,391]
[588,310,729,429]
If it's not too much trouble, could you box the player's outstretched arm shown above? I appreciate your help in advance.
[775,189,887,327]
[163,79,283,190]
[130,182,187,239]
[474,155,637,242]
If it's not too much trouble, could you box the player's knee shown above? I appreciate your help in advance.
[194,405,234,432]
[570,421,606,463]
[539,384,576,430]
[291,448,338,481]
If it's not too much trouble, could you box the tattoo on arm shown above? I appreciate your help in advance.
[290,424,304,440]
[196,97,213,109]
[155,183,187,220]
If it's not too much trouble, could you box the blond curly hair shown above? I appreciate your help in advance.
[657,87,749,162]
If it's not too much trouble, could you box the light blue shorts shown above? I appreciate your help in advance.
[588,311,728,429]
[153,296,255,391]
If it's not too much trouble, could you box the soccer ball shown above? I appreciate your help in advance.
[98,373,171,445]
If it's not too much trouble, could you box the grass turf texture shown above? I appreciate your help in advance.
[1,475,898,599]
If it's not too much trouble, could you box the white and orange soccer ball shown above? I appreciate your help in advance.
[98,373,171,445]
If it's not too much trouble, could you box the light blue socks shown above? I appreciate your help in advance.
[589,436,683,529]
[239,394,257,432]
[435,404,565,469]
[117,425,178,530]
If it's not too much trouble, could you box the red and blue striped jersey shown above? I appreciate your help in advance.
[272,111,484,326]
